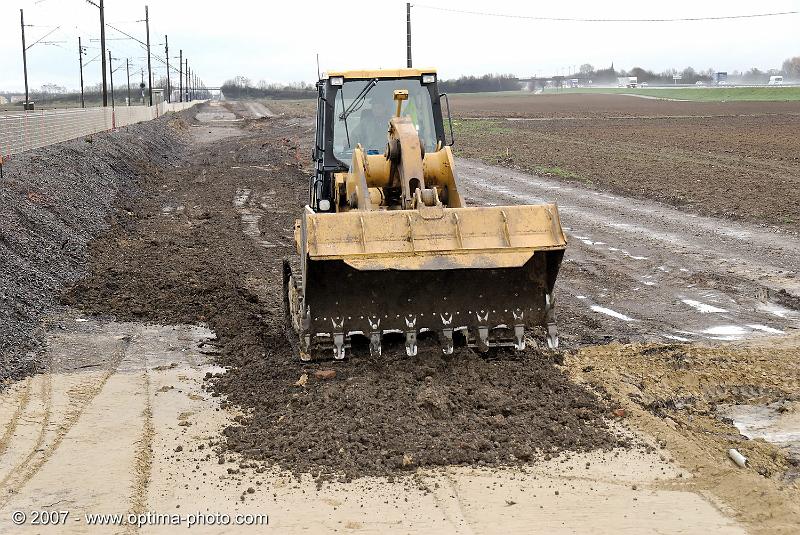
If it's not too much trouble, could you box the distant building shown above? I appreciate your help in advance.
[0,96,8,105]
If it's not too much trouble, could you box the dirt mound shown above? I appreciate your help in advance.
[214,341,622,480]
[0,113,190,385]
[64,105,623,479]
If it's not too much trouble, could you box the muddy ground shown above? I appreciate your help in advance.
[62,102,624,481]
[450,93,800,233]
[1,96,799,532]
[565,336,800,531]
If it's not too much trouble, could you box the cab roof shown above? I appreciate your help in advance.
[323,68,436,80]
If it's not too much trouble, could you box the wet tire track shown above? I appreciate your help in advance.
[0,336,132,506]
[0,378,33,459]
[458,157,800,345]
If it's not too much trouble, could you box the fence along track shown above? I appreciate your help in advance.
[0,101,200,160]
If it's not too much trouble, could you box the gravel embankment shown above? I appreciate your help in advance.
[0,113,190,385]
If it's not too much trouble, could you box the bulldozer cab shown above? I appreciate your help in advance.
[311,69,453,213]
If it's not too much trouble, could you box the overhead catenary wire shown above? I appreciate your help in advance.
[412,4,799,23]
[17,3,204,103]
[106,23,185,77]
[25,25,61,50]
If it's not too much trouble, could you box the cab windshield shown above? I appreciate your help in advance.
[333,78,436,163]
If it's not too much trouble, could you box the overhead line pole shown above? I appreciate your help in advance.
[20,9,30,107]
[126,58,131,105]
[406,3,412,68]
[99,1,108,106]
[164,35,170,103]
[78,36,85,108]
[83,1,109,106]
[145,5,153,106]
[109,50,115,109]
[178,49,183,102]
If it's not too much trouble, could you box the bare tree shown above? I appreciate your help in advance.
[782,56,800,79]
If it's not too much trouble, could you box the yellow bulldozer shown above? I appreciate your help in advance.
[283,68,567,360]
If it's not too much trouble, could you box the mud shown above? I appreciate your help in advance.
[61,102,622,480]
[218,346,623,480]
[455,158,800,351]
[566,337,800,533]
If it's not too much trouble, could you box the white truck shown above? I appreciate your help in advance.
[617,76,638,88]
[768,75,784,86]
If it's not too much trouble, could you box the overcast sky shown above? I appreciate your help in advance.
[1,0,798,92]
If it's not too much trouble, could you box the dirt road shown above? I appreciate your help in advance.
[1,100,797,533]
[457,159,800,347]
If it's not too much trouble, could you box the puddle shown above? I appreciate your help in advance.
[663,334,691,342]
[703,325,746,340]
[718,403,800,459]
[233,188,275,248]
[682,299,727,314]
[590,305,635,322]
[204,365,228,376]
[747,324,784,334]
[758,302,798,319]
[622,251,649,260]
[703,325,747,339]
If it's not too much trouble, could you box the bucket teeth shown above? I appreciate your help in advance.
[369,332,382,357]
[405,331,418,356]
[546,323,559,349]
[513,309,525,351]
[514,325,525,351]
[545,292,558,349]
[441,328,454,355]
[300,334,312,361]
[333,333,346,360]
[477,326,490,352]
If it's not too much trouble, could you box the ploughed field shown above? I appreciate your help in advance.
[450,93,800,233]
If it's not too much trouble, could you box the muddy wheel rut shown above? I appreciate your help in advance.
[0,334,131,508]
